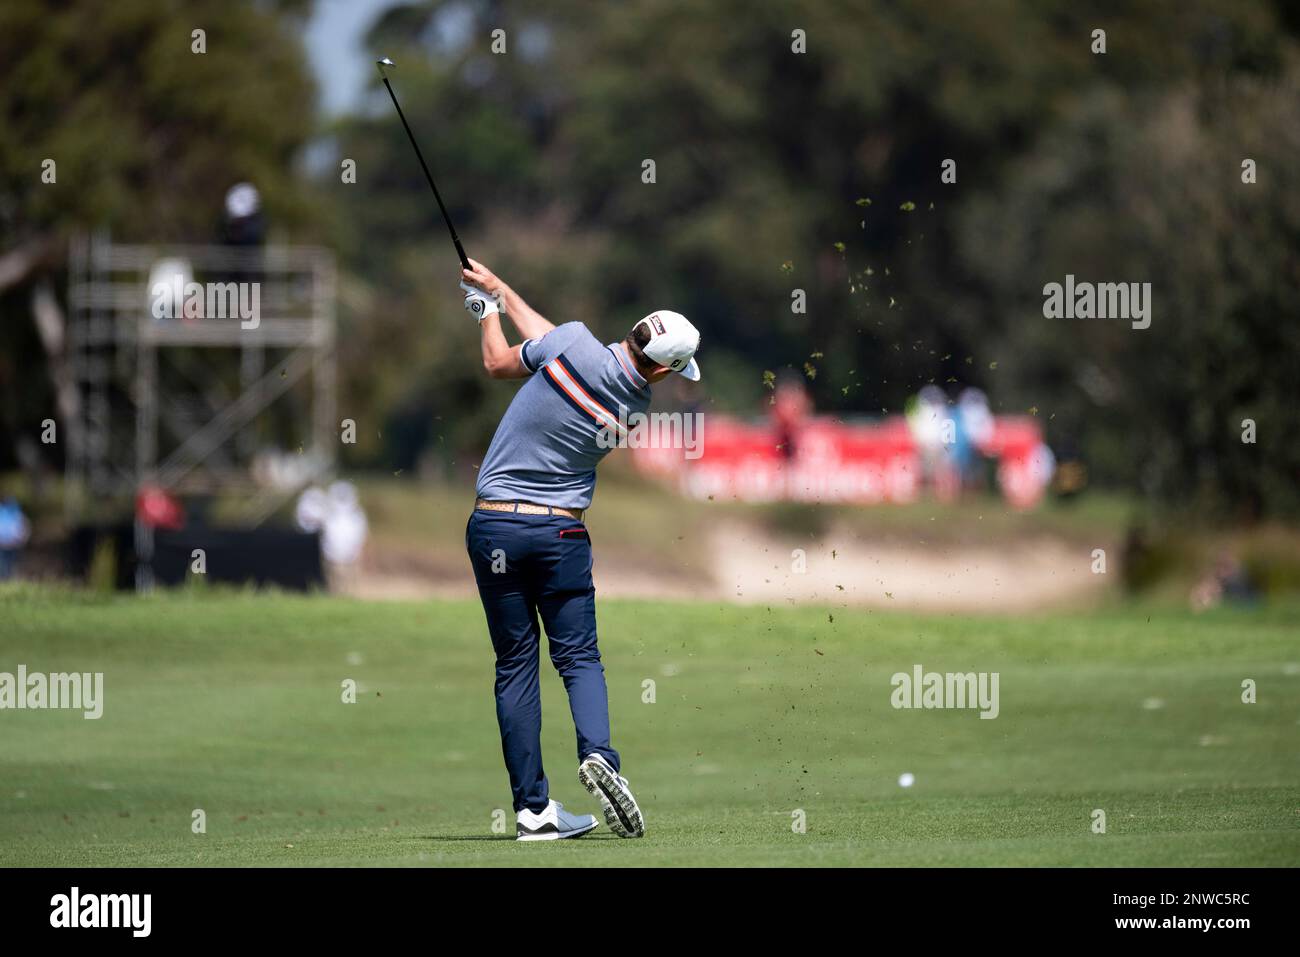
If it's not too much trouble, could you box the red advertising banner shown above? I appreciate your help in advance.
[632,411,1053,509]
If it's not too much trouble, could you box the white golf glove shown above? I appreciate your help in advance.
[460,281,500,321]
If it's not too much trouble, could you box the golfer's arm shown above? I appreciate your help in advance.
[479,314,529,379]
[498,284,555,340]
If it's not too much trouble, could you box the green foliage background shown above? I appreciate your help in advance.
[2,0,1298,518]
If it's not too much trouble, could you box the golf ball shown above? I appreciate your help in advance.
[898,772,915,788]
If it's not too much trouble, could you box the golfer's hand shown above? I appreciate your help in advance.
[461,259,504,297]
[460,281,499,321]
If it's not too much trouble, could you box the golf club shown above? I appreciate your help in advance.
[376,56,471,270]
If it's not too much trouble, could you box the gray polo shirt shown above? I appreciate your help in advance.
[474,322,651,510]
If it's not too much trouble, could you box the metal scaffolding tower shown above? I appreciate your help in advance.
[65,232,337,587]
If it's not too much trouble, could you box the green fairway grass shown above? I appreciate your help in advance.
[0,585,1296,866]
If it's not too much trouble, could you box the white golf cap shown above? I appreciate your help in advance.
[636,310,701,381]
[224,182,260,219]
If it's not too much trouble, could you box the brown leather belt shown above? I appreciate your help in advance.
[475,499,585,522]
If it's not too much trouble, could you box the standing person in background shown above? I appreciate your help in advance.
[772,375,811,462]
[0,497,31,581]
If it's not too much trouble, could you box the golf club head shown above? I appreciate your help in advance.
[376,57,395,77]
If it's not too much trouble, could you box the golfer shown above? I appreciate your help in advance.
[459,259,700,841]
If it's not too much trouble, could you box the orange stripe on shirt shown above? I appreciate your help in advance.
[545,363,626,434]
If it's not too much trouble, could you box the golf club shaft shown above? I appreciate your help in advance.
[380,76,471,271]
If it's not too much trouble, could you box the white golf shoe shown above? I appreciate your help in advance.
[579,753,645,838]
[515,799,599,842]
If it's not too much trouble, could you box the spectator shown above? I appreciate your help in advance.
[906,386,959,500]
[1190,550,1259,611]
[222,182,265,246]
[772,374,811,460]
[0,497,31,581]
[295,482,369,592]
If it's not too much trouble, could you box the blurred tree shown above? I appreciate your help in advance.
[4,0,1297,521]
[0,0,319,469]
[958,62,1300,518]
[329,0,1300,520]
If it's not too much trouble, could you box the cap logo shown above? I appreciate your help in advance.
[649,315,666,335]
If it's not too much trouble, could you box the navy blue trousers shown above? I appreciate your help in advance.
[465,509,620,812]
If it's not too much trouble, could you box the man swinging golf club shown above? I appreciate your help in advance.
[460,258,701,841]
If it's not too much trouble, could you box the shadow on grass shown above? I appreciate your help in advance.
[420,834,514,842]
[420,833,620,842]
